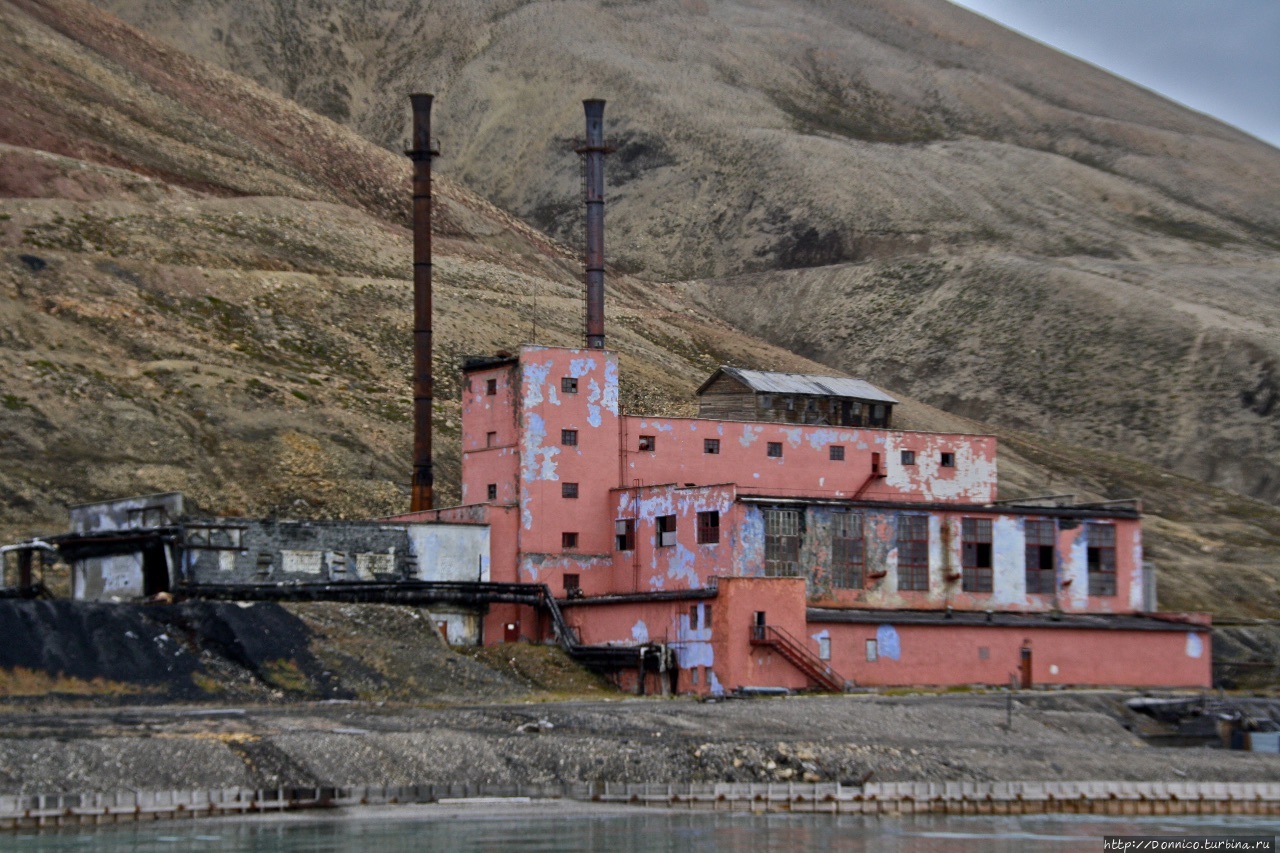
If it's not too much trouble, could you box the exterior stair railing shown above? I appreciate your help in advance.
[750,624,850,692]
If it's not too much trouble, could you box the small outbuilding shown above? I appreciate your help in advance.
[696,366,897,427]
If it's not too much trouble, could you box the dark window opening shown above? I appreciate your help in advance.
[1087,523,1117,596]
[897,514,929,591]
[940,452,955,468]
[831,512,864,589]
[697,511,720,544]
[829,445,845,461]
[562,482,579,499]
[961,518,993,593]
[563,574,581,596]
[141,543,170,597]
[639,435,656,451]
[871,452,882,475]
[1024,519,1056,594]
[870,404,888,427]
[767,442,783,458]
[901,450,916,466]
[562,532,578,549]
[764,508,802,577]
[704,438,720,454]
[486,378,497,396]
[561,377,578,394]
[486,431,497,448]
[486,483,497,501]
[561,429,578,446]
[615,519,636,551]
[657,515,677,548]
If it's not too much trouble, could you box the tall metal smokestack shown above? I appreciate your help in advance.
[407,93,438,512]
[580,99,608,349]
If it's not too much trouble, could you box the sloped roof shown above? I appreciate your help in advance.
[697,366,898,404]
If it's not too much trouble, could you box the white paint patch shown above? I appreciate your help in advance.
[1129,529,1145,610]
[355,552,394,579]
[1186,633,1204,659]
[1065,536,1089,608]
[281,550,323,575]
[218,551,236,572]
[992,516,1025,606]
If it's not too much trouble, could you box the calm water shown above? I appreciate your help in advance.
[6,808,1279,852]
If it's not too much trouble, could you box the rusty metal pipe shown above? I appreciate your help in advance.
[582,99,607,349]
[407,93,437,512]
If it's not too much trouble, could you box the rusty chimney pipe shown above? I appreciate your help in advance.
[581,99,608,349]
[407,93,438,512]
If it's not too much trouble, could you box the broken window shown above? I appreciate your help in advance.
[763,508,802,577]
[829,445,845,461]
[940,452,955,468]
[563,574,580,594]
[697,511,720,544]
[901,450,916,466]
[657,515,677,548]
[562,532,578,549]
[562,482,579,499]
[831,512,864,589]
[561,429,578,446]
[561,377,578,394]
[1024,519,1056,594]
[615,519,636,551]
[639,435,656,451]
[486,378,497,395]
[961,518,994,593]
[767,442,783,458]
[486,483,497,501]
[896,514,929,591]
[1087,523,1117,596]
[704,438,720,454]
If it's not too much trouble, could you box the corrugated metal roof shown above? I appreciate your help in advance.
[700,366,898,404]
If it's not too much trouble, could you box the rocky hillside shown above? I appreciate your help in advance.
[96,0,1280,505]
[0,0,1278,619]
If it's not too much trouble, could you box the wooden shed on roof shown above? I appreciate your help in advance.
[695,366,898,428]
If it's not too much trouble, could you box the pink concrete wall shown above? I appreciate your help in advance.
[819,622,1211,688]
[608,484,742,593]
[715,577,812,692]
[624,416,997,504]
[460,363,520,506]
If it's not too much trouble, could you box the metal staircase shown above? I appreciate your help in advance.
[750,624,849,692]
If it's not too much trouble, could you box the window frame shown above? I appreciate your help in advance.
[901,450,916,466]
[615,519,636,551]
[561,377,578,394]
[766,441,783,458]
[696,510,720,545]
[486,483,497,501]
[1087,522,1117,596]
[1024,519,1056,594]
[896,514,929,591]
[703,438,720,455]
[561,532,579,549]
[656,514,678,548]
[485,378,497,396]
[940,451,956,468]
[638,435,656,452]
[961,517,994,593]
[561,428,578,446]
[763,508,802,577]
[561,482,579,499]
[831,511,864,589]
[829,445,845,461]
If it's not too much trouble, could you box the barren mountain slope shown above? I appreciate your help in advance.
[0,0,1277,619]
[95,0,1280,507]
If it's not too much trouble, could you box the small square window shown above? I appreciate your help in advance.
[486,483,497,501]
[639,435,656,451]
[704,438,720,455]
[615,519,636,551]
[486,378,497,396]
[486,431,497,448]
[767,442,783,458]
[940,452,955,468]
[563,574,580,593]
[901,450,916,465]
[561,429,578,446]
[829,445,845,461]
[562,532,578,549]
[561,377,578,393]
[562,482,579,499]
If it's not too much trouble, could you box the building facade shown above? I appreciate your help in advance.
[392,345,1211,694]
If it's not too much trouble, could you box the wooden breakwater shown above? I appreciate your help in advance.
[4,780,1280,828]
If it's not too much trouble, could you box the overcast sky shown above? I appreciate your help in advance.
[946,0,1280,148]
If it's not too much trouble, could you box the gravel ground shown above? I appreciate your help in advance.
[2,692,1278,794]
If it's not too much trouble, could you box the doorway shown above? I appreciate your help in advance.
[141,544,170,597]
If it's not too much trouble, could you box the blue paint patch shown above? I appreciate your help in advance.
[569,357,595,378]
[666,544,700,588]
[675,606,714,668]
[603,360,619,414]
[806,429,839,450]
[876,625,901,660]
[782,427,803,447]
[522,413,560,481]
[648,575,666,590]
[631,620,650,643]
[709,671,724,697]
[739,507,765,574]
[739,425,763,447]
[523,361,552,407]
[717,423,724,436]
[654,421,674,433]
[1186,633,1204,659]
